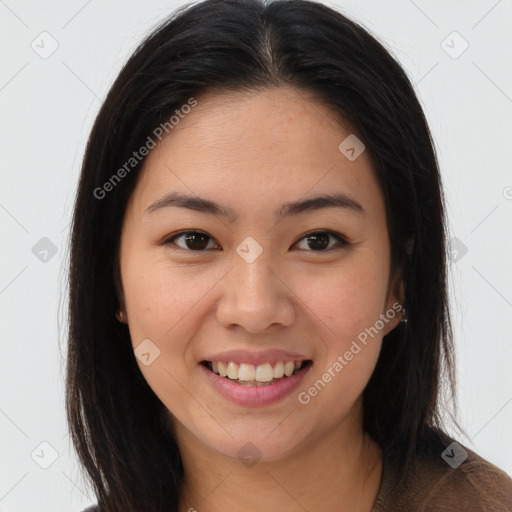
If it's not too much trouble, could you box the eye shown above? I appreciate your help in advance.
[163,230,349,252]
[164,231,220,251]
[293,230,350,252]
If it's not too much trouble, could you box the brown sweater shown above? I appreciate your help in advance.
[371,428,512,511]
[80,429,512,511]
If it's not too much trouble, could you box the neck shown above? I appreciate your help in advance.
[176,405,383,512]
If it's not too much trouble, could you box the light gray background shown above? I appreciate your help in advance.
[1,1,511,510]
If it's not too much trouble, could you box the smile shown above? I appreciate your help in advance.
[199,359,313,406]
[201,360,311,385]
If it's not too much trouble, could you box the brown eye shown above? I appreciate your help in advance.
[165,231,219,251]
[163,229,349,253]
[294,231,349,252]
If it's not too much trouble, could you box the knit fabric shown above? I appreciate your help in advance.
[372,428,512,511]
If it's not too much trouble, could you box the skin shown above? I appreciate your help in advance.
[117,86,405,512]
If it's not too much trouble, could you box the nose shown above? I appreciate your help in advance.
[215,246,295,333]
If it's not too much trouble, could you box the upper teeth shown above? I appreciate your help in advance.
[210,361,303,382]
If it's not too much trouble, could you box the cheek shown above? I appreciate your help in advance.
[122,254,220,347]
[295,257,390,343]
[292,256,389,398]
[121,256,220,418]
[293,271,386,424]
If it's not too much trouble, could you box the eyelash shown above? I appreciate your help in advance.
[162,230,350,253]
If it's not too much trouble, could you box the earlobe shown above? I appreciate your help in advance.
[383,263,407,336]
[382,303,406,336]
[389,236,413,314]
[116,307,128,323]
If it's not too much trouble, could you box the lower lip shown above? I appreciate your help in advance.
[199,363,312,407]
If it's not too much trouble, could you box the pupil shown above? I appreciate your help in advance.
[185,233,209,250]
[308,233,329,250]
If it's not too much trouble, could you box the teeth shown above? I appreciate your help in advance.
[238,363,256,381]
[284,361,295,377]
[218,361,228,377]
[227,362,239,380]
[255,363,274,382]
[273,361,284,378]
[207,360,307,382]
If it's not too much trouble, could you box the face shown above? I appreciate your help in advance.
[118,86,403,462]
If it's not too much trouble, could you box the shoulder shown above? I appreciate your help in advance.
[418,443,512,511]
[373,427,512,511]
[79,506,98,512]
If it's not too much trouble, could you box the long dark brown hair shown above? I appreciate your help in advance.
[66,0,467,509]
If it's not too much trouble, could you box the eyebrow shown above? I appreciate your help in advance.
[144,191,365,221]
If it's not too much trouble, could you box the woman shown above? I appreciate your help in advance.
[67,0,512,510]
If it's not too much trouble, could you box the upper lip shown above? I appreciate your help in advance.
[201,349,311,366]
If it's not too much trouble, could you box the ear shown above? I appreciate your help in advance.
[382,238,412,336]
[113,258,128,323]
[382,272,404,336]
[116,302,128,323]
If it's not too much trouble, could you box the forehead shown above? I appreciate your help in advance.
[128,86,384,221]
[157,86,349,161]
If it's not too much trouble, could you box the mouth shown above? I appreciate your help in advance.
[200,359,313,386]
[199,357,313,406]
